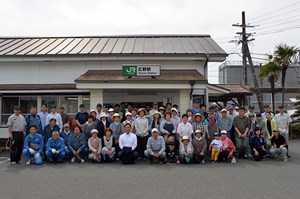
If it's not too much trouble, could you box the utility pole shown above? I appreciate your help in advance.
[233,11,264,112]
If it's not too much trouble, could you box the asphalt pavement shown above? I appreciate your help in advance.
[0,140,299,199]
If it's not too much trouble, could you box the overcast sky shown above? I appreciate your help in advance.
[1,0,299,83]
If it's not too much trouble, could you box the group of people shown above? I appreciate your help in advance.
[7,99,292,165]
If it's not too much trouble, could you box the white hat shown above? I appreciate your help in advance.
[107,108,114,112]
[91,129,98,134]
[113,113,120,118]
[221,109,227,113]
[99,112,107,118]
[171,108,178,113]
[125,112,132,117]
[221,130,227,134]
[152,110,161,116]
[90,109,97,114]
[151,128,159,133]
[182,136,190,141]
[194,129,202,135]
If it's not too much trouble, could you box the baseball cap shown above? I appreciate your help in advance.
[194,99,201,103]
[221,109,227,113]
[264,104,270,108]
[63,123,70,128]
[220,130,227,134]
[278,105,284,109]
[79,104,85,108]
[249,105,255,109]
[96,103,103,108]
[14,105,21,110]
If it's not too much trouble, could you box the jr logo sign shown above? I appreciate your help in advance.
[122,66,137,76]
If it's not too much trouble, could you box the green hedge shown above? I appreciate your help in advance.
[291,123,300,136]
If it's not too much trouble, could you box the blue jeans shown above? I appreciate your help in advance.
[102,147,116,161]
[270,147,287,159]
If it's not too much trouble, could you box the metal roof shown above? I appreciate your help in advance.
[0,35,226,57]
[75,70,207,83]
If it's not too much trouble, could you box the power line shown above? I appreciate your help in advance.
[258,14,300,26]
[249,1,300,21]
[251,7,300,23]
[255,18,300,31]
[255,25,300,36]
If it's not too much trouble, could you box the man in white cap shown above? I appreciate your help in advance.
[109,113,124,145]
[135,108,149,159]
[97,112,111,138]
[144,128,166,163]
[218,109,233,139]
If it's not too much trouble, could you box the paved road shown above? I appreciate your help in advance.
[0,140,299,199]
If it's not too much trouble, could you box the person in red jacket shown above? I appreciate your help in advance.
[219,130,237,163]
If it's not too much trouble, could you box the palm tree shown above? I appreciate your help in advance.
[274,44,298,106]
[259,60,281,112]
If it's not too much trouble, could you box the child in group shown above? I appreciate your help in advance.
[165,142,179,165]
[209,132,223,164]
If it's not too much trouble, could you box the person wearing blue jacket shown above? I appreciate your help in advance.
[249,128,268,161]
[25,106,43,135]
[67,126,88,163]
[43,118,60,143]
[23,125,44,165]
[46,131,65,163]
[60,123,73,158]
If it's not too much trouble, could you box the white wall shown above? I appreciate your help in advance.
[0,60,205,84]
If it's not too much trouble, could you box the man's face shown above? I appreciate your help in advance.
[79,107,85,112]
[51,108,57,113]
[41,105,47,112]
[115,106,120,112]
[222,112,227,117]
[256,116,262,121]
[109,112,114,116]
[64,127,70,132]
[59,108,64,114]
[228,109,234,114]
[166,104,172,110]
[279,108,284,114]
[249,108,254,113]
[214,106,219,112]
[274,131,279,137]
[239,109,245,116]
[88,118,93,123]
[50,121,56,127]
[153,104,158,109]
[182,116,188,123]
[31,108,37,115]
[96,107,102,112]
[125,125,131,133]
[101,116,106,121]
[120,104,125,109]
[195,133,201,139]
[194,103,200,109]
[14,109,21,115]
[29,127,37,135]
[53,133,59,141]
[74,128,80,136]
[208,113,213,118]
[168,145,175,151]
[201,106,206,111]
[266,113,271,120]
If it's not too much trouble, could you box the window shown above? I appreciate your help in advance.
[59,96,78,116]
[1,96,37,125]
[42,96,59,112]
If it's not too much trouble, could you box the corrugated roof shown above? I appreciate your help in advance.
[75,70,207,83]
[0,35,226,57]
[214,84,253,94]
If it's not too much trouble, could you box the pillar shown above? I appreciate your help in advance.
[179,89,190,114]
[90,89,103,110]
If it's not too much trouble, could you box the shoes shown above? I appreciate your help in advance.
[201,160,205,164]
[284,158,288,162]
[11,161,17,165]
[231,157,236,164]
[25,160,31,165]
[80,159,85,163]
[71,157,75,163]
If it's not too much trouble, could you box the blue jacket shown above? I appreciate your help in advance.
[250,135,265,150]
[43,124,60,143]
[60,130,74,144]
[46,137,65,152]
[24,133,44,153]
[25,114,43,135]
[67,133,87,152]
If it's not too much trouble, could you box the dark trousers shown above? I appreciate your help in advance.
[10,131,24,162]
[193,154,205,163]
[252,148,267,161]
[118,150,139,164]
[137,136,148,158]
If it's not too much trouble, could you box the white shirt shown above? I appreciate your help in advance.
[46,112,63,129]
[177,122,193,139]
[274,113,292,129]
[119,132,137,150]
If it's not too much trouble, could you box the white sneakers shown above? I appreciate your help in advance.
[25,160,31,165]
[71,157,75,163]
[11,161,17,165]
[80,159,85,163]
[231,157,236,164]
